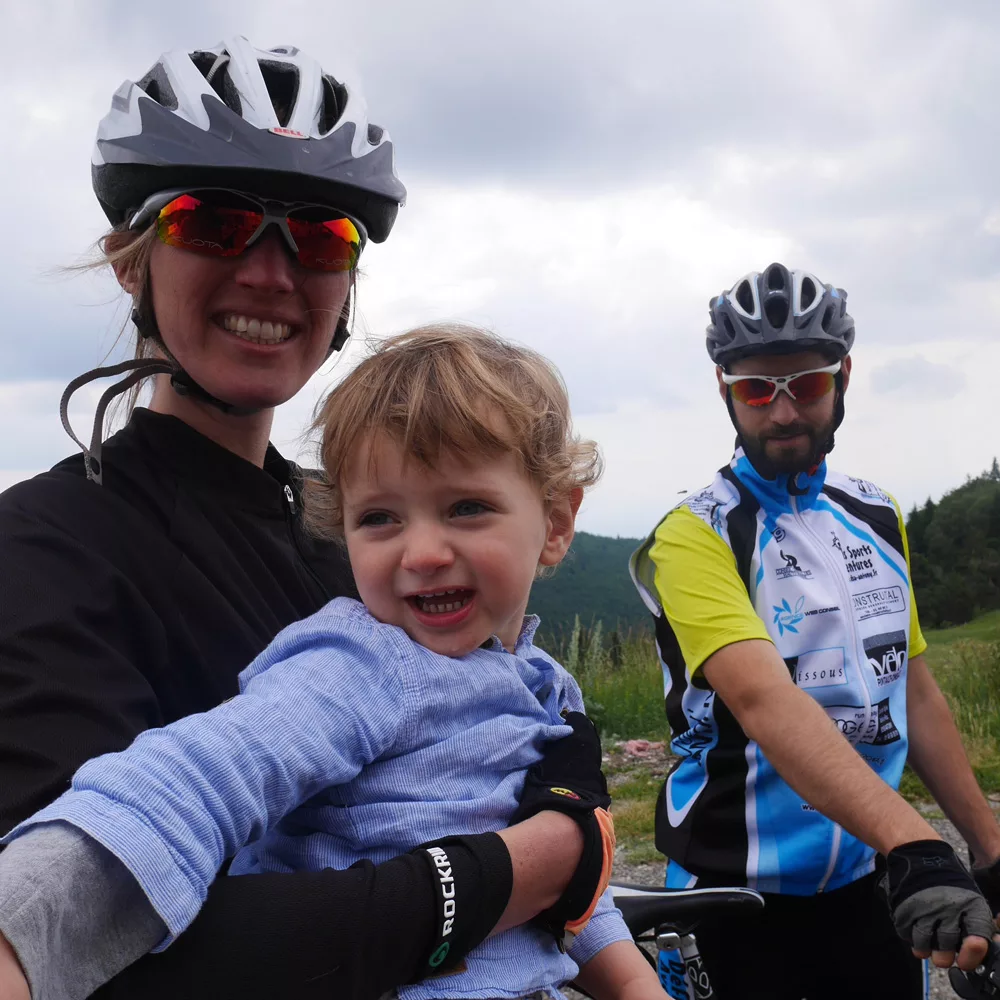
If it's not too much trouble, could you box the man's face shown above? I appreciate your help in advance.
[717,350,852,476]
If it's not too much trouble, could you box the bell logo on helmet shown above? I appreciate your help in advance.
[269,126,308,139]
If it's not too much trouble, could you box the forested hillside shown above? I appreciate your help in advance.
[906,459,1000,627]
[527,531,648,643]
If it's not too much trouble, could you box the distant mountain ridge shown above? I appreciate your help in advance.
[527,531,650,643]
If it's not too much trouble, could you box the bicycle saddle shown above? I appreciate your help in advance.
[611,882,764,937]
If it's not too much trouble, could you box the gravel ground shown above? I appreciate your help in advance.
[562,813,974,999]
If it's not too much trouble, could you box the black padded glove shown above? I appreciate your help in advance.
[510,712,615,944]
[972,852,1000,918]
[878,840,995,955]
[512,711,612,820]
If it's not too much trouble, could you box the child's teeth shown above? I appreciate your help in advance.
[417,592,469,614]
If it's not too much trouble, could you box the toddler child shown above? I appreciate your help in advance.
[3,325,661,1000]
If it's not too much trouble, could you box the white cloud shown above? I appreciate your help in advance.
[2,0,999,536]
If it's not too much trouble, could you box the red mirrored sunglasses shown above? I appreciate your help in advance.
[129,188,365,272]
[721,362,841,407]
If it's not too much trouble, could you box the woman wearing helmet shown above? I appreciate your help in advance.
[0,38,603,1000]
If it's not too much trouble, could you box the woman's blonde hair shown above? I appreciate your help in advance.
[304,324,602,539]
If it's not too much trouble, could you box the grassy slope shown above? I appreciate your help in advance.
[898,611,1000,801]
[597,612,1000,857]
[924,609,1000,646]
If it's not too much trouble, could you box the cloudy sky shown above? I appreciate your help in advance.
[3,0,998,537]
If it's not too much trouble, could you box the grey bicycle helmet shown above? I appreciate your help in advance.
[706,263,854,368]
[93,36,406,242]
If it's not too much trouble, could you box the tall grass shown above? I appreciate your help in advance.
[922,639,1000,793]
[555,618,668,739]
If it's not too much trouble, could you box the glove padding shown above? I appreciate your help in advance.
[972,853,1000,918]
[879,839,995,955]
[510,712,616,945]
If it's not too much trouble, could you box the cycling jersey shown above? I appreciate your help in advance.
[630,447,927,894]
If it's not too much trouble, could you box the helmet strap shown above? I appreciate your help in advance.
[61,357,176,485]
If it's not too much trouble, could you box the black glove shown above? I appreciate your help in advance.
[512,711,612,820]
[510,712,615,944]
[972,852,1000,918]
[878,840,995,956]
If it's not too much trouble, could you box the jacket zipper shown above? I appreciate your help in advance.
[792,495,870,892]
[282,483,332,600]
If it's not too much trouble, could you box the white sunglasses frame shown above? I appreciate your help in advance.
[721,361,842,406]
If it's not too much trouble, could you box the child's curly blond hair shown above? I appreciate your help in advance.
[304,324,602,539]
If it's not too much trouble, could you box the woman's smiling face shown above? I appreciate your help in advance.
[147,228,351,411]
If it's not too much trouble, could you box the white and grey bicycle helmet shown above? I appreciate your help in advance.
[706,263,854,368]
[93,36,405,242]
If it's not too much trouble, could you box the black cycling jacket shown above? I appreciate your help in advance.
[0,407,509,998]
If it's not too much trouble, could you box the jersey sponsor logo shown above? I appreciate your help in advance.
[773,596,805,634]
[773,527,787,541]
[863,630,907,687]
[673,712,715,764]
[847,476,892,504]
[826,698,901,746]
[831,532,879,582]
[853,586,905,621]
[685,489,725,532]
[776,549,813,580]
[789,647,847,689]
[773,599,839,637]
[846,477,892,504]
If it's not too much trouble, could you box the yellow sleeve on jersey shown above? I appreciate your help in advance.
[889,493,928,659]
[648,505,773,678]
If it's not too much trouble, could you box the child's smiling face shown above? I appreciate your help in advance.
[341,435,579,657]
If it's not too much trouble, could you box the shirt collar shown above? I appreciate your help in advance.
[480,614,542,654]
[123,408,298,512]
[731,446,827,511]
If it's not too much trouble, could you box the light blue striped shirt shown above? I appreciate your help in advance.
[7,597,628,999]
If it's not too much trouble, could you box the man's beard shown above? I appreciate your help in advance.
[737,417,836,479]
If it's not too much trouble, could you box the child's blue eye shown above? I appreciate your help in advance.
[358,511,394,527]
[452,500,489,518]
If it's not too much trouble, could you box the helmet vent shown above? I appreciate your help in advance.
[137,67,177,110]
[259,60,299,127]
[734,280,755,315]
[722,314,737,343]
[766,265,786,291]
[367,123,384,145]
[190,50,242,115]
[822,305,835,332]
[318,74,348,135]
[800,277,816,310]
[764,296,788,330]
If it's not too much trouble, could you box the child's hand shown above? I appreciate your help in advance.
[0,934,29,1000]
[573,940,665,1000]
